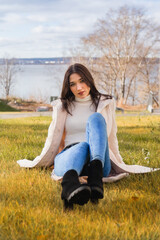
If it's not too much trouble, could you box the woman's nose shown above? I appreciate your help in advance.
[77,83,82,90]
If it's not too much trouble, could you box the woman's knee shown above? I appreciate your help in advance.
[78,142,89,151]
[88,112,106,126]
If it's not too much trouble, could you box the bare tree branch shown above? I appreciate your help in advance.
[72,5,160,105]
[0,57,21,98]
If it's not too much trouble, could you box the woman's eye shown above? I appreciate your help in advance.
[70,83,75,87]
[80,79,84,82]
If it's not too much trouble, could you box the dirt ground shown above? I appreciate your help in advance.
[7,99,53,112]
[117,103,147,111]
[5,98,157,112]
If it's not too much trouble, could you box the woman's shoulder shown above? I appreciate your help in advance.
[98,96,116,111]
[99,95,115,105]
[51,98,62,108]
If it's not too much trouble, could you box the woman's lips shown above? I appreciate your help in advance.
[78,91,85,95]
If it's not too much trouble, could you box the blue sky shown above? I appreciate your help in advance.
[0,0,160,58]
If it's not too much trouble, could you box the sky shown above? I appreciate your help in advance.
[0,0,160,58]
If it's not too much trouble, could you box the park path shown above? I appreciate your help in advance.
[0,112,52,119]
[0,112,160,119]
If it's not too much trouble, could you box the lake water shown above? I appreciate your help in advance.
[0,63,159,105]
[0,64,69,103]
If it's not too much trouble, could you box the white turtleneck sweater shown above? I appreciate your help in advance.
[64,95,95,147]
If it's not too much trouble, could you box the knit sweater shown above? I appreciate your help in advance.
[64,95,95,147]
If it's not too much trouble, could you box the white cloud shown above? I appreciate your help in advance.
[32,24,86,35]
[26,15,48,23]
[0,13,22,24]
[32,25,45,33]
[0,0,159,57]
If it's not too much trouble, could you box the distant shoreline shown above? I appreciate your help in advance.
[0,57,71,65]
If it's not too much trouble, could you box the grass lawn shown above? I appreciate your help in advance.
[0,99,19,112]
[0,115,160,240]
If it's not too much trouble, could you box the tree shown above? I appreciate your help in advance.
[0,58,21,98]
[137,58,159,104]
[72,6,160,105]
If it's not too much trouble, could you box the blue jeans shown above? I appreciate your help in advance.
[54,113,111,177]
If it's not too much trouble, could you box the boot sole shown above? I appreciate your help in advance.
[63,199,73,210]
[91,186,104,200]
[67,185,91,206]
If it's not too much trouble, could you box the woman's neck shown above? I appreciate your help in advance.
[75,95,91,102]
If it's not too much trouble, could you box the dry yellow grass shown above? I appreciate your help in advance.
[0,115,160,240]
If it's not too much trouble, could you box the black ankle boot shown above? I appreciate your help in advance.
[61,170,91,209]
[88,160,104,203]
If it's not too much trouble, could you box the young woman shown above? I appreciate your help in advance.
[53,63,113,208]
[17,63,159,210]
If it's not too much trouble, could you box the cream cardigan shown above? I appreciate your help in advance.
[17,97,159,183]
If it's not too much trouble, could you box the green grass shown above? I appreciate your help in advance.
[0,99,19,112]
[0,115,160,240]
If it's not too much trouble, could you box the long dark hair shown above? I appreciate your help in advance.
[61,63,112,114]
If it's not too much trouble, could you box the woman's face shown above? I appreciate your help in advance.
[69,73,90,99]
